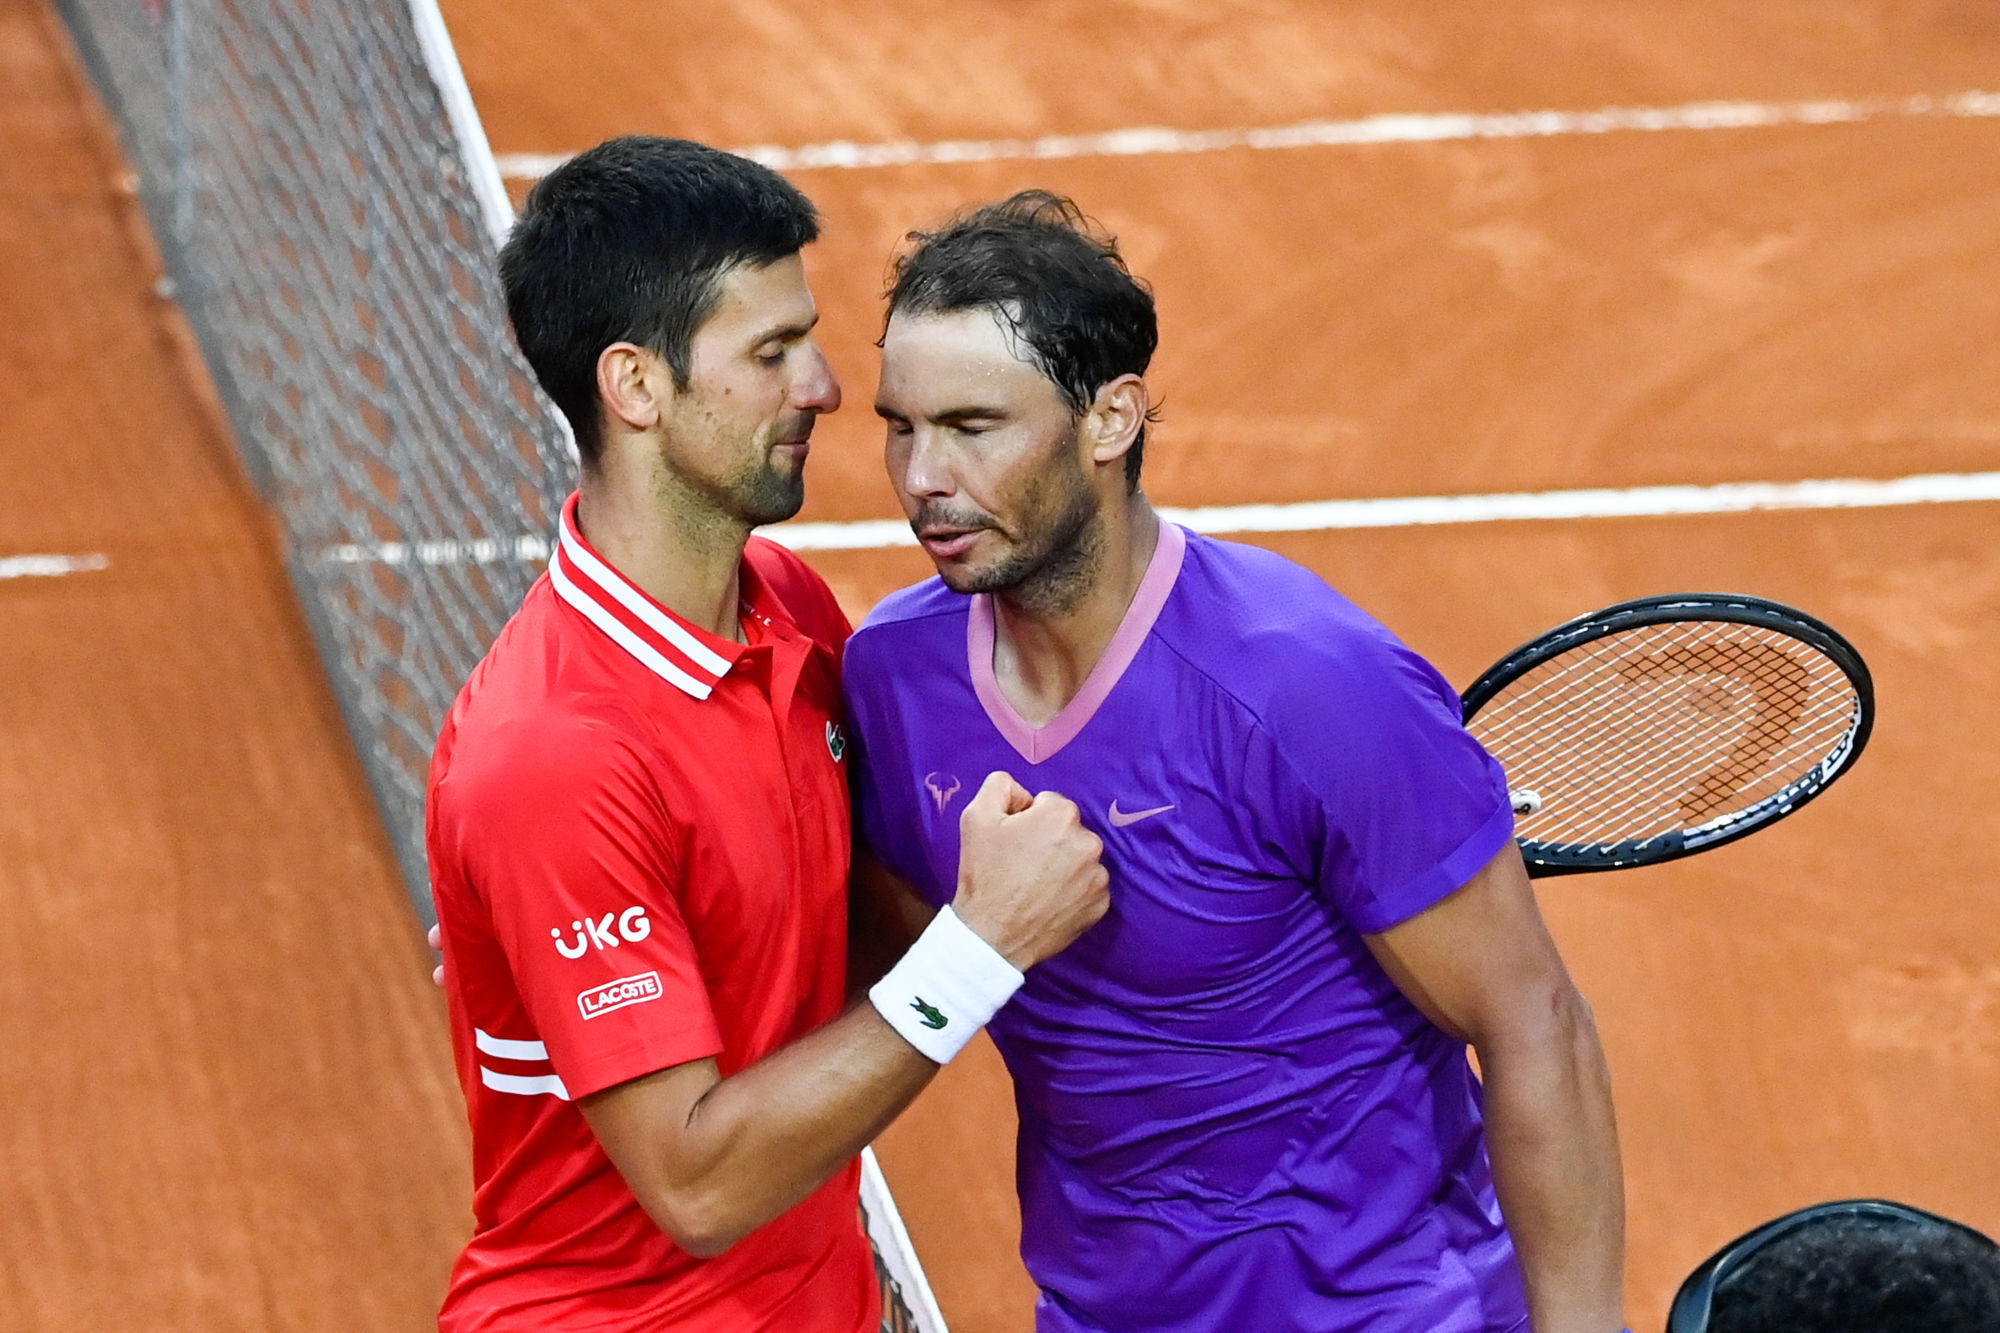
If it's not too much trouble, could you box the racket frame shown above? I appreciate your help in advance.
[1461,593,1874,877]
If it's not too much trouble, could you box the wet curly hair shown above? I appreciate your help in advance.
[884,190,1159,490]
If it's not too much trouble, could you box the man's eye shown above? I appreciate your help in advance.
[755,349,785,366]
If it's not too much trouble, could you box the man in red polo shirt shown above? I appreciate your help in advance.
[426,137,1109,1331]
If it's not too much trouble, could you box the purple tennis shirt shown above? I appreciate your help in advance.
[843,523,1527,1333]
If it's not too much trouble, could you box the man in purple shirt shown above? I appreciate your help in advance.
[843,191,1626,1332]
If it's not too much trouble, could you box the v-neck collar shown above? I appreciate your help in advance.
[967,522,1187,765]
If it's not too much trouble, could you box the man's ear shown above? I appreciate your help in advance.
[596,341,669,433]
[1084,374,1148,469]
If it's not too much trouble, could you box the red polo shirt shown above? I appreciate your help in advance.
[427,492,876,1332]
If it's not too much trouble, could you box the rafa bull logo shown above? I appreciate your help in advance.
[923,772,961,814]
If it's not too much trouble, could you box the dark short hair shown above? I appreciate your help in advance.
[498,136,819,465]
[884,190,1158,489]
[1704,1208,2000,1333]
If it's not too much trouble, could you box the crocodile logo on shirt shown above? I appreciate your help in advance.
[910,998,948,1030]
[825,721,847,762]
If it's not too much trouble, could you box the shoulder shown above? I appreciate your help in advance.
[854,575,965,634]
[846,577,966,664]
[1161,531,1454,720]
[1169,529,1365,630]
[841,579,969,738]
[432,699,679,884]
[438,694,655,826]
[744,536,851,649]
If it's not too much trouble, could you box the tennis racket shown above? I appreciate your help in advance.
[1461,593,1873,877]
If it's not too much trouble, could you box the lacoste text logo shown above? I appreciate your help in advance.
[578,971,663,1020]
[1108,800,1175,827]
[910,997,948,1030]
[825,721,847,762]
[923,772,961,813]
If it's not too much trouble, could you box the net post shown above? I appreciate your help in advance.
[404,0,514,250]
[860,1147,952,1333]
[405,0,580,466]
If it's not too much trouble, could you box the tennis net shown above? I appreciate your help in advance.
[863,1148,952,1333]
[54,1,946,1328]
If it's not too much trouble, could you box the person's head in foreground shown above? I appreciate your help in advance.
[500,134,838,528]
[875,189,1157,608]
[1671,1198,2000,1333]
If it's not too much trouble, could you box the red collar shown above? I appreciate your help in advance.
[546,492,749,701]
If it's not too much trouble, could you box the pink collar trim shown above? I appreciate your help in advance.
[968,522,1187,765]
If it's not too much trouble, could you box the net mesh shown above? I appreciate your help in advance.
[55,4,942,1328]
[1468,620,1861,851]
[57,0,570,913]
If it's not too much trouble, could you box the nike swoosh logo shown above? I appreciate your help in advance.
[1108,801,1175,827]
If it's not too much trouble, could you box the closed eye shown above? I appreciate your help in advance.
[936,408,1007,434]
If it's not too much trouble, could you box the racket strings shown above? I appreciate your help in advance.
[1500,669,1851,839]
[1474,621,1823,756]
[1470,620,1860,848]
[1474,654,1772,818]
[1471,623,1769,751]
[1620,640,1810,819]
[1476,638,1733,757]
[1526,705,1842,843]
[1492,654,1853,842]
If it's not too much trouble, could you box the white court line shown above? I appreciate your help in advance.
[322,535,552,566]
[0,553,111,580]
[494,89,2000,180]
[313,470,2000,563]
[775,470,2000,550]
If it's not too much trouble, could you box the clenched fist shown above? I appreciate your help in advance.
[950,771,1110,971]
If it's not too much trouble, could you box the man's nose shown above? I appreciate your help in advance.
[897,430,956,499]
[793,344,841,414]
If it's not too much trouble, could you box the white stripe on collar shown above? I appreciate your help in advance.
[557,517,734,679]
[547,550,716,700]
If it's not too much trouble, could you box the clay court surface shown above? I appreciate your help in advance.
[5,0,2000,1327]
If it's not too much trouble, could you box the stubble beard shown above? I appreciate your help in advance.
[729,449,807,527]
[661,417,811,534]
[942,436,1104,618]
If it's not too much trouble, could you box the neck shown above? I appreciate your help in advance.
[576,455,747,643]
[991,491,1160,725]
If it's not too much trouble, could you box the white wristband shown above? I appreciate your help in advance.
[869,906,1025,1064]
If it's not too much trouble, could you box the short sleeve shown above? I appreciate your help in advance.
[1264,632,1516,935]
[443,715,724,1099]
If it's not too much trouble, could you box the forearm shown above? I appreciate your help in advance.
[598,780,1105,1257]
[1475,987,1625,1333]
[591,1004,935,1256]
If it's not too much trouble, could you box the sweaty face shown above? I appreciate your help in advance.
[665,254,840,527]
[876,309,1100,602]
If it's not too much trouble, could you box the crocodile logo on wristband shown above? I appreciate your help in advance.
[910,997,948,1030]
